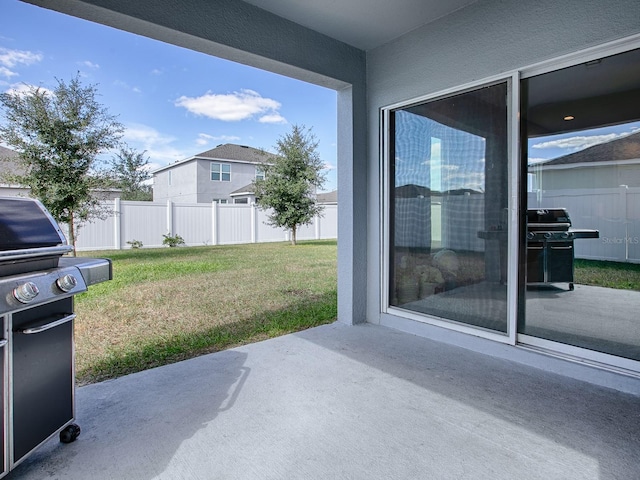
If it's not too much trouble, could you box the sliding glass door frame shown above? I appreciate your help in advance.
[381,72,521,344]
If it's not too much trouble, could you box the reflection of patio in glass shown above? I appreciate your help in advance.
[525,284,640,361]
[402,281,640,362]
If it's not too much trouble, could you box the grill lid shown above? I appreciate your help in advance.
[527,208,571,230]
[0,197,67,251]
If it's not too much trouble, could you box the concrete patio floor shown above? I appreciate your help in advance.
[7,322,640,480]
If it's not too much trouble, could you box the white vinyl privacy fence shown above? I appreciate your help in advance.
[69,199,338,251]
[394,187,640,263]
[529,186,640,263]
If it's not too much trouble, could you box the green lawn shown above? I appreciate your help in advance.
[74,240,337,385]
[574,258,640,290]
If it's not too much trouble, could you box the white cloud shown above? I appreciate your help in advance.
[528,157,551,165]
[214,134,241,142]
[80,60,100,69]
[258,113,287,124]
[196,133,214,146]
[3,82,52,97]
[0,47,42,78]
[0,66,17,78]
[114,79,141,94]
[195,133,241,146]
[322,162,336,171]
[0,47,42,68]
[175,89,286,123]
[122,123,187,165]
[531,132,633,151]
[444,171,485,191]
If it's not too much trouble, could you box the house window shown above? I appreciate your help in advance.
[386,80,510,334]
[211,163,231,181]
[234,198,249,204]
[255,167,265,181]
[213,198,228,204]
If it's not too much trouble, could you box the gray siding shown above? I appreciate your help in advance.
[153,161,199,203]
[537,163,640,190]
[195,159,259,203]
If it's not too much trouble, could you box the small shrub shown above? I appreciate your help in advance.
[162,233,185,247]
[127,239,143,249]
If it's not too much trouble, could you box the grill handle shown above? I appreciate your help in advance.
[18,314,76,335]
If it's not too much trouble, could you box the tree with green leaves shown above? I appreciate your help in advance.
[110,146,152,201]
[0,74,123,254]
[253,124,326,245]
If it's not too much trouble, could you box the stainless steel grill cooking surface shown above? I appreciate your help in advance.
[0,197,112,477]
[526,208,599,290]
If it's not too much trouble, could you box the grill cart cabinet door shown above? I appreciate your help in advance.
[546,244,574,283]
[526,242,544,283]
[10,298,75,466]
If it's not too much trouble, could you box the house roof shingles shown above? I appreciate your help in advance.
[195,144,273,164]
[230,184,255,196]
[317,190,337,203]
[152,143,275,174]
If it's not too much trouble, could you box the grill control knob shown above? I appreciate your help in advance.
[56,274,78,293]
[526,232,535,240]
[13,282,40,304]
[544,232,553,239]
[561,232,570,239]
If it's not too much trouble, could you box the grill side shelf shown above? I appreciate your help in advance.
[57,257,112,286]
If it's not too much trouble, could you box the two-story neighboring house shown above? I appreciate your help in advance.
[152,143,273,204]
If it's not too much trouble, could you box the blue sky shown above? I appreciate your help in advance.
[0,0,338,192]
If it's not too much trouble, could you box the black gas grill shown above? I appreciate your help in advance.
[0,197,111,475]
[526,208,599,290]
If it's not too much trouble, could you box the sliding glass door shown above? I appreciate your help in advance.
[387,81,510,334]
[384,42,640,372]
[520,47,640,363]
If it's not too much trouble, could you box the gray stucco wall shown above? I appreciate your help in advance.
[366,0,640,324]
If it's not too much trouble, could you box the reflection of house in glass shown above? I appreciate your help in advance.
[529,131,640,263]
[529,131,640,191]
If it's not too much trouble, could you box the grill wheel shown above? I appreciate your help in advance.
[60,423,81,443]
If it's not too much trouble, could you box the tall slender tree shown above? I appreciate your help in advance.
[0,74,123,254]
[253,125,326,245]
[110,146,152,201]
